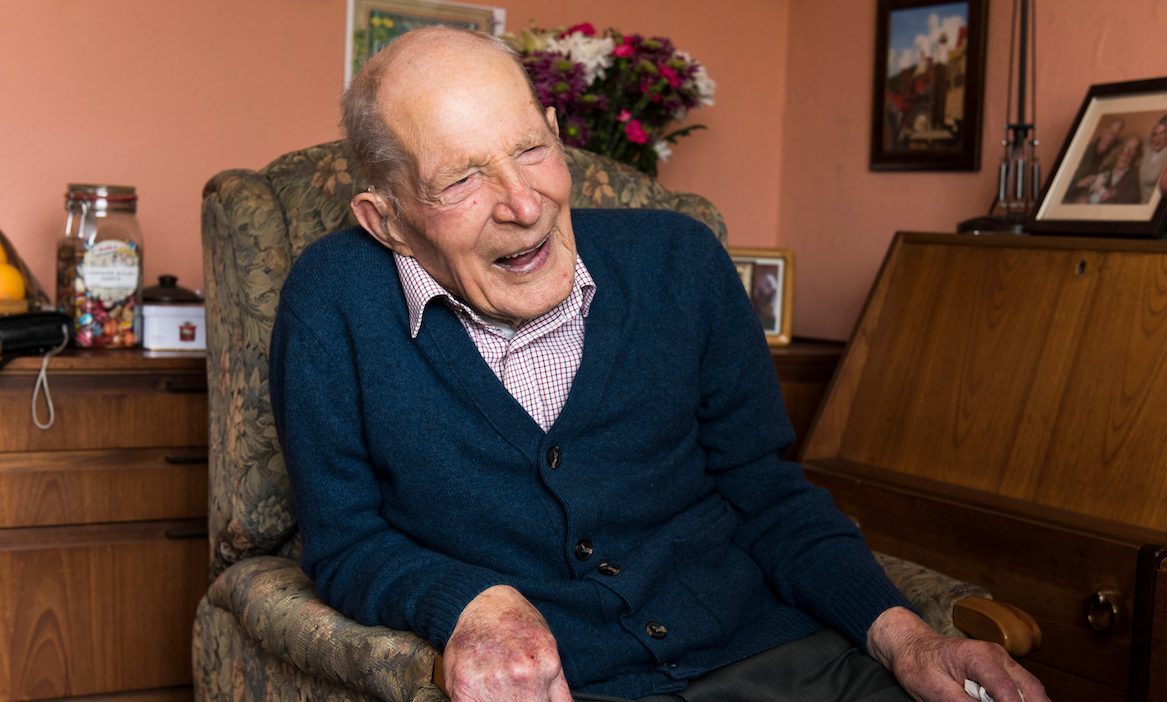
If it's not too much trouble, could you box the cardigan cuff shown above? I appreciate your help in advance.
[405,567,512,648]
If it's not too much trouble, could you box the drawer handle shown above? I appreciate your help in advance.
[165,527,209,540]
[1086,590,1121,633]
[164,379,208,394]
[164,452,209,464]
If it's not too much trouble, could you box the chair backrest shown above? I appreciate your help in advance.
[201,140,727,576]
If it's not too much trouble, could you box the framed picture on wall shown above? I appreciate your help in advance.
[870,0,987,171]
[1028,77,1167,238]
[345,0,505,85]
[730,248,794,347]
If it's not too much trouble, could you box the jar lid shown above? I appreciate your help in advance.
[66,184,137,201]
[143,275,202,303]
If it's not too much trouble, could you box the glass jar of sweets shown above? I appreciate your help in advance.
[56,184,144,348]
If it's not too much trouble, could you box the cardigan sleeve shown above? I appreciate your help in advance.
[269,278,509,648]
[692,237,913,649]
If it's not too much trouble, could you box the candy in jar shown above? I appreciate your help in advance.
[55,184,144,348]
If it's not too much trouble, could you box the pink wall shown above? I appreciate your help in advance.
[2,1,1163,342]
[782,0,1167,340]
[0,0,346,300]
[0,0,785,302]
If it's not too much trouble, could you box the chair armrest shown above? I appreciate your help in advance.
[206,555,445,701]
[953,595,1042,657]
[873,551,1040,657]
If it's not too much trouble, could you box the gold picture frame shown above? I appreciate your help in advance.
[730,247,794,347]
[345,0,503,84]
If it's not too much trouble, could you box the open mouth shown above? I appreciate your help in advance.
[494,234,552,273]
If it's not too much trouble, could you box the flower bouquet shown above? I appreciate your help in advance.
[506,23,716,177]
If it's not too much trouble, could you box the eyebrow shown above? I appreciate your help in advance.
[424,130,551,192]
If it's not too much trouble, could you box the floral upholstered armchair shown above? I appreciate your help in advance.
[193,141,1027,700]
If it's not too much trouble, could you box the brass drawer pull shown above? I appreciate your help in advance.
[1086,590,1121,633]
[165,527,209,540]
[164,452,208,464]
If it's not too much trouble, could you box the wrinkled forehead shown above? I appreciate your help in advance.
[384,49,549,173]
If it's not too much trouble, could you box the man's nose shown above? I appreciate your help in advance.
[493,167,541,226]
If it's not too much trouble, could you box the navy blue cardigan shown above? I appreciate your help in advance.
[269,209,909,697]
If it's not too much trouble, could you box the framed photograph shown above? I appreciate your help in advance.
[1029,77,1167,238]
[345,0,505,85]
[870,0,987,171]
[730,248,794,347]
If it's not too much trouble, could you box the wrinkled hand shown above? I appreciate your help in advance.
[867,607,1049,702]
[442,585,572,702]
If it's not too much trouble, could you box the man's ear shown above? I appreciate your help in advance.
[351,189,414,256]
[544,106,560,138]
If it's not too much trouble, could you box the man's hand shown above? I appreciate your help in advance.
[442,585,572,702]
[867,607,1049,702]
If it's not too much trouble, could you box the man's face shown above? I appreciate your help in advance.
[381,46,576,326]
[1151,124,1167,153]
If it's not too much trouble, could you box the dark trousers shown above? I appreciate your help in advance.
[574,629,912,702]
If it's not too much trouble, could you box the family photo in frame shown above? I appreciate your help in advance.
[730,248,794,347]
[870,0,987,171]
[1030,77,1167,238]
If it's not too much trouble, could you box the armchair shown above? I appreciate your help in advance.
[193,141,1034,700]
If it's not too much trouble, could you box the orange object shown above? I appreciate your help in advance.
[0,263,25,300]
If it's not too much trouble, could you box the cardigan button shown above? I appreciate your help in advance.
[597,562,621,576]
[645,622,668,639]
[574,539,594,561]
[546,445,562,469]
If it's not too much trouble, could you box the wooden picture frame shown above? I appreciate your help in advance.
[870,0,987,171]
[345,0,504,85]
[1028,77,1167,238]
[730,248,794,347]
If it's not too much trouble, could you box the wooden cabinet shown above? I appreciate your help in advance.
[0,350,208,701]
[802,233,1167,701]
[770,338,844,459]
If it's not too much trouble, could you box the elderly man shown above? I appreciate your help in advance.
[270,26,1047,702]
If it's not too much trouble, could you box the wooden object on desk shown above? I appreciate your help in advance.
[802,231,1167,702]
[0,350,208,702]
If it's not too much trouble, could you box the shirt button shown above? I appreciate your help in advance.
[546,445,562,469]
[574,539,593,561]
[597,562,621,576]
[645,622,668,639]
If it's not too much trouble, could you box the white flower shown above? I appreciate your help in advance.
[676,50,716,107]
[545,33,615,85]
[653,140,673,163]
[690,64,716,107]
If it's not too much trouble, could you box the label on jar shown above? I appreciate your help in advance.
[82,239,140,303]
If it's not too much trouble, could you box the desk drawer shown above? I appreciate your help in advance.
[0,449,207,528]
[806,465,1142,697]
[0,372,207,451]
[0,520,208,700]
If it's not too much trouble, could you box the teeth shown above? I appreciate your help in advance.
[500,237,546,261]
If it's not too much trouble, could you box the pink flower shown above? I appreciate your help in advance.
[561,22,595,37]
[613,39,635,58]
[623,119,648,144]
[617,109,632,123]
[660,65,681,88]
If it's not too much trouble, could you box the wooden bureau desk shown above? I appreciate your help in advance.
[0,350,207,701]
[802,232,1167,701]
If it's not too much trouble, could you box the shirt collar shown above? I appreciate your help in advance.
[394,252,596,339]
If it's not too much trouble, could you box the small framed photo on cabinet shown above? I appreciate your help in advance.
[730,248,794,347]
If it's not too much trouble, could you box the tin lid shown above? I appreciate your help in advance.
[143,274,202,303]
